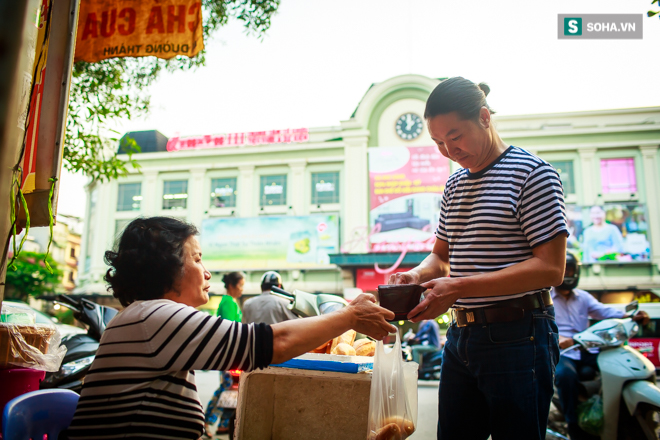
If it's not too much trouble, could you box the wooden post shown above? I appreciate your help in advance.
[0,0,41,308]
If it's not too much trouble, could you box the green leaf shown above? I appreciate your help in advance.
[4,251,63,302]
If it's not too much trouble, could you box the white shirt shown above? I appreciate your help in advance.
[552,287,624,360]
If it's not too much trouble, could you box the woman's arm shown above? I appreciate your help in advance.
[406,234,566,322]
[270,294,396,364]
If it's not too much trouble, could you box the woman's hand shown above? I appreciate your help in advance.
[388,271,420,285]
[346,294,397,340]
[406,277,459,323]
[270,294,396,364]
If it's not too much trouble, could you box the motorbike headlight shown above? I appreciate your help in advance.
[61,356,95,375]
[593,323,627,346]
[44,355,95,384]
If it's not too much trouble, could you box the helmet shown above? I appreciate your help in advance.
[261,271,283,291]
[558,252,581,291]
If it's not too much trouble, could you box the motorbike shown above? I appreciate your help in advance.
[270,286,348,316]
[401,328,443,380]
[546,301,660,440]
[40,294,118,392]
[417,348,443,380]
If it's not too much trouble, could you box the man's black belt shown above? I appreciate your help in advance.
[451,290,553,328]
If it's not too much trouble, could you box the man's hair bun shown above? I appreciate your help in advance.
[478,82,490,97]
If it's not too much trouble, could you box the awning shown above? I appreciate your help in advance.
[328,252,429,267]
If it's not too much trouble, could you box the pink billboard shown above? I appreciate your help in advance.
[368,146,451,253]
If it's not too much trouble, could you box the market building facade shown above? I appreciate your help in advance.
[75,74,660,310]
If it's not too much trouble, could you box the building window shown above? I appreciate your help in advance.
[600,158,637,194]
[549,160,575,195]
[117,183,142,211]
[163,180,188,210]
[260,175,287,206]
[312,172,340,204]
[70,247,76,258]
[210,177,237,208]
[68,272,74,282]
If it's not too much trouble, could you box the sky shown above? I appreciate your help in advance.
[57,0,660,218]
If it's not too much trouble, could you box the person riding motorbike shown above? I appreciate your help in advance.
[242,271,298,325]
[552,251,649,440]
[404,319,442,365]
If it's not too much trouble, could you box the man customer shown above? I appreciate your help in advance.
[390,77,568,440]
[553,251,649,440]
[242,271,298,325]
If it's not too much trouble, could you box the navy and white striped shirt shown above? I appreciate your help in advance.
[65,299,273,439]
[436,146,568,308]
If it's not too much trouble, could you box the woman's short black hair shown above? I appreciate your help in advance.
[222,271,244,290]
[104,217,199,307]
[424,77,494,122]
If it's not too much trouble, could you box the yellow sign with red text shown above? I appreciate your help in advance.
[74,0,204,62]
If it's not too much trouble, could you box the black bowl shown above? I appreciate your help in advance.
[378,284,427,321]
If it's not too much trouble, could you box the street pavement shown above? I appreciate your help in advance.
[195,370,440,439]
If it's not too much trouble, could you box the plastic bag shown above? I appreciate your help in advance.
[577,394,604,436]
[367,332,417,440]
[0,302,66,372]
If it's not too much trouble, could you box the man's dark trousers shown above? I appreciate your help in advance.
[437,307,559,440]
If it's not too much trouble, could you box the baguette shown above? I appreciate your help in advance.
[369,422,399,440]
[331,342,356,356]
[353,339,376,356]
[327,329,356,354]
[382,417,415,436]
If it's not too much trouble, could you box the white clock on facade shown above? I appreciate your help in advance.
[395,113,423,140]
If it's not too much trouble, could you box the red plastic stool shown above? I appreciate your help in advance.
[0,368,46,433]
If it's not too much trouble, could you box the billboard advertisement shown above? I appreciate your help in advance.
[566,203,651,263]
[368,146,450,253]
[201,215,339,270]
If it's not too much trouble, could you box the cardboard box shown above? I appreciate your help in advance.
[234,363,418,440]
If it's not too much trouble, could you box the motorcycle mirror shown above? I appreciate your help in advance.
[81,298,96,310]
[270,286,295,303]
[56,294,79,308]
[53,300,81,314]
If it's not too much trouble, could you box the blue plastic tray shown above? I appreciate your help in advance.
[271,353,374,374]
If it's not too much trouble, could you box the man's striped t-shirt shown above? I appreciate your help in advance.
[435,146,568,308]
[64,299,273,439]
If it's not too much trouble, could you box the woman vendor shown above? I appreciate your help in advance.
[64,216,396,439]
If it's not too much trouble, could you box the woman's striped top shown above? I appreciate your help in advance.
[64,299,273,439]
[435,146,568,308]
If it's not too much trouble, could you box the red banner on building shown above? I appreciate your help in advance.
[74,0,204,62]
[167,128,309,151]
